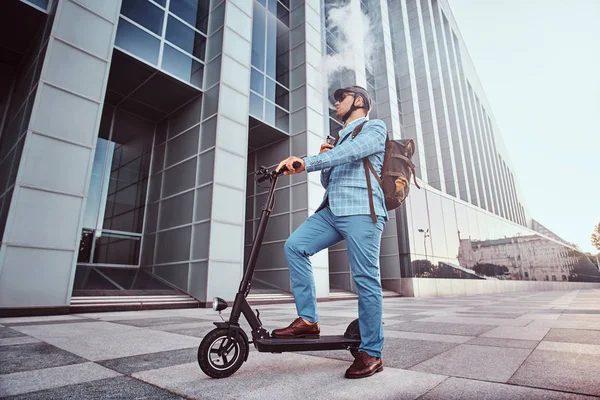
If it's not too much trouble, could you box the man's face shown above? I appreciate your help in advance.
[335,91,357,120]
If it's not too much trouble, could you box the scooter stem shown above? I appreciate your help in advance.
[239,173,279,297]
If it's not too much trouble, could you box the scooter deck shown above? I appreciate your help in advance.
[255,335,360,353]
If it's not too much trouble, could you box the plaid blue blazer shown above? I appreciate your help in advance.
[303,117,388,220]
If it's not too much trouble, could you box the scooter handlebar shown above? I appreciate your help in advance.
[256,161,302,183]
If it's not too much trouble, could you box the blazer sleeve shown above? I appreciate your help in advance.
[303,120,387,173]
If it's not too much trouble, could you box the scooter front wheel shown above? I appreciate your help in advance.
[198,328,248,378]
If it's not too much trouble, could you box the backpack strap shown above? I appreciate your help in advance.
[352,120,382,224]
[362,159,377,224]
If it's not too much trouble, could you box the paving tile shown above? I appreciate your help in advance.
[509,350,600,396]
[481,326,550,341]
[109,317,205,328]
[538,341,600,355]
[0,337,41,347]
[31,330,200,361]
[2,376,185,400]
[12,321,141,340]
[465,337,539,350]
[149,321,217,333]
[383,338,459,369]
[2,319,97,327]
[0,316,84,324]
[0,362,120,397]
[419,316,531,327]
[0,343,88,374]
[517,313,562,320]
[386,321,496,336]
[385,330,472,344]
[410,344,533,383]
[528,319,600,330]
[133,354,447,400]
[0,327,25,339]
[419,377,596,400]
[544,328,600,345]
[97,347,197,374]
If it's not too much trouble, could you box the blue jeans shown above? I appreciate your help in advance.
[283,206,385,358]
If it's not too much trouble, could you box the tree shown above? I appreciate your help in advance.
[592,222,600,251]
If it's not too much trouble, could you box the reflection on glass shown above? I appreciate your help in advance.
[265,13,277,79]
[426,191,449,259]
[73,266,174,292]
[162,44,204,88]
[439,197,458,257]
[169,0,210,33]
[277,2,290,26]
[251,68,264,95]
[121,0,165,35]
[407,185,429,256]
[251,1,266,70]
[275,83,289,110]
[249,93,263,119]
[264,100,276,126]
[166,15,207,61]
[22,0,49,10]
[404,187,600,283]
[94,232,141,265]
[115,18,160,65]
[265,77,276,102]
[82,139,114,229]
[275,108,289,132]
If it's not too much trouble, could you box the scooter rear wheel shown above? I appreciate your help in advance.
[198,328,247,378]
[344,319,361,358]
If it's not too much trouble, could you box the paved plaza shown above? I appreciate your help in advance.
[2,289,600,399]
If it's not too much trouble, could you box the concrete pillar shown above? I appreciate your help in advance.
[0,0,123,307]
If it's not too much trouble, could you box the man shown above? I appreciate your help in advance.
[273,86,387,379]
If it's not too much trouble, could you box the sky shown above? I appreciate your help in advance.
[447,0,600,253]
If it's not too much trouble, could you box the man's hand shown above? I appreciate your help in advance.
[319,143,334,154]
[276,156,305,175]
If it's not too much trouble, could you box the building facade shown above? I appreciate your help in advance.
[0,0,598,311]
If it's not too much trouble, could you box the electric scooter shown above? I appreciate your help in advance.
[197,162,361,378]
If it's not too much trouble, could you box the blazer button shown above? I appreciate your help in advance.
[328,179,332,183]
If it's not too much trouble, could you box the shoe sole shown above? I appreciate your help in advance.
[344,365,384,379]
[271,334,321,339]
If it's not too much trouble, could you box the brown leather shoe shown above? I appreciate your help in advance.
[271,317,320,338]
[345,351,383,379]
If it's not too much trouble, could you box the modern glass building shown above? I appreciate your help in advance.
[0,0,598,314]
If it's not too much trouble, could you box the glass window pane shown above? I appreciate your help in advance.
[251,68,264,95]
[23,0,49,10]
[441,197,459,262]
[265,78,276,102]
[275,108,289,132]
[277,2,290,26]
[169,0,210,34]
[425,191,448,260]
[265,13,277,78]
[275,83,289,110]
[250,93,263,119]
[120,0,165,35]
[162,44,204,88]
[265,100,276,125]
[115,18,160,65]
[94,232,141,265]
[166,15,207,61]
[407,187,430,256]
[252,2,266,70]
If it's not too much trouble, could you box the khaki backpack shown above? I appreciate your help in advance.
[350,121,420,223]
